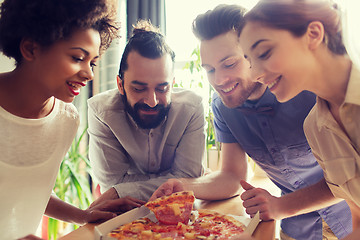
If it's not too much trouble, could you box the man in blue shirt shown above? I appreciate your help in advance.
[150,4,352,240]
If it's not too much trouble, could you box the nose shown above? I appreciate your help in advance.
[144,91,159,108]
[79,65,94,82]
[250,63,265,83]
[214,70,229,86]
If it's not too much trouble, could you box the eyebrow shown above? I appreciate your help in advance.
[251,39,269,51]
[131,80,170,87]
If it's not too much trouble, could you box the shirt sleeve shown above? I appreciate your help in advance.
[211,97,237,143]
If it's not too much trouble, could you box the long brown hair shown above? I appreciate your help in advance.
[243,0,346,55]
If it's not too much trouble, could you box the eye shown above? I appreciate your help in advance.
[90,62,97,70]
[156,85,169,93]
[258,49,272,60]
[224,60,237,68]
[202,66,214,74]
[72,56,83,62]
[206,68,215,74]
[133,87,146,92]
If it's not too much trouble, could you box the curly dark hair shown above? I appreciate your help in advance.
[0,0,120,65]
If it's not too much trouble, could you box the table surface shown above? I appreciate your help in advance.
[59,195,275,240]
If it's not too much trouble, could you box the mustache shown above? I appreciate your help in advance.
[135,103,165,111]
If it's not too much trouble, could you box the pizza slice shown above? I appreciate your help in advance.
[145,191,195,225]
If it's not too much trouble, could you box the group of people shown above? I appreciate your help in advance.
[0,0,359,239]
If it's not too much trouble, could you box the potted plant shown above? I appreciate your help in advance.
[43,128,94,240]
[181,46,221,171]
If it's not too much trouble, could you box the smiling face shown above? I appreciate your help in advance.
[240,21,316,102]
[118,51,174,129]
[33,28,100,103]
[200,31,266,108]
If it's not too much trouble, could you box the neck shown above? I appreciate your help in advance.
[311,53,352,108]
[0,68,54,119]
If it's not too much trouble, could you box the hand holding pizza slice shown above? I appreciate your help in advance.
[145,191,195,225]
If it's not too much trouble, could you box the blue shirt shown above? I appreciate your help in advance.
[212,89,352,240]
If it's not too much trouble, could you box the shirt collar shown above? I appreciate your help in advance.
[314,62,360,131]
[344,63,360,105]
[236,88,278,115]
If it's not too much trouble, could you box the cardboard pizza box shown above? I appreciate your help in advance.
[94,205,261,240]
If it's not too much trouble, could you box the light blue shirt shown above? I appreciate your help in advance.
[212,89,352,240]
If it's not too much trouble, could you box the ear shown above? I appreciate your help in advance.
[306,21,325,51]
[19,39,38,61]
[117,75,125,95]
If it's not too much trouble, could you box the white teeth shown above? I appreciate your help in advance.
[67,82,80,89]
[268,77,280,89]
[222,85,236,93]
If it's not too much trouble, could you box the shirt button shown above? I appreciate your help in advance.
[150,132,154,137]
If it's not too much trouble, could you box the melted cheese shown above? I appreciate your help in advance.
[171,203,181,216]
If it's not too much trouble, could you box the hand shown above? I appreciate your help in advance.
[84,188,146,223]
[229,232,255,240]
[149,179,185,201]
[240,180,281,221]
[17,235,44,240]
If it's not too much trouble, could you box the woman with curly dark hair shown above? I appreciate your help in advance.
[0,0,144,239]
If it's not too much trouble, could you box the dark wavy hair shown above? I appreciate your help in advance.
[0,0,120,65]
[243,0,346,55]
[192,4,247,41]
[118,20,175,79]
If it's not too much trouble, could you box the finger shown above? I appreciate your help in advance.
[113,198,143,208]
[125,196,146,205]
[88,211,117,223]
[240,180,255,191]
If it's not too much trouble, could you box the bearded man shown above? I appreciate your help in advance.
[87,20,205,203]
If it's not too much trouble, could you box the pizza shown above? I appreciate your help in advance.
[108,209,246,239]
[108,191,246,239]
[144,191,196,225]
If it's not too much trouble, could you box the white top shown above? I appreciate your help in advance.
[0,98,79,240]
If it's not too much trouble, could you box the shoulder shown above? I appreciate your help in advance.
[171,88,203,109]
[211,92,223,108]
[57,100,79,120]
[88,89,124,113]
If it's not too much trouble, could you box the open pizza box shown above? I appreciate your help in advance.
[94,205,261,240]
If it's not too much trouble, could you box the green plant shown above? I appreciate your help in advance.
[47,128,94,240]
[181,45,221,168]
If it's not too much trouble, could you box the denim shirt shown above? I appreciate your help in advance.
[212,89,352,240]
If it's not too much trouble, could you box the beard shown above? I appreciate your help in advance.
[122,91,171,129]
[220,81,264,108]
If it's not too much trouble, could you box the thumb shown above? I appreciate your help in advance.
[240,180,255,191]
